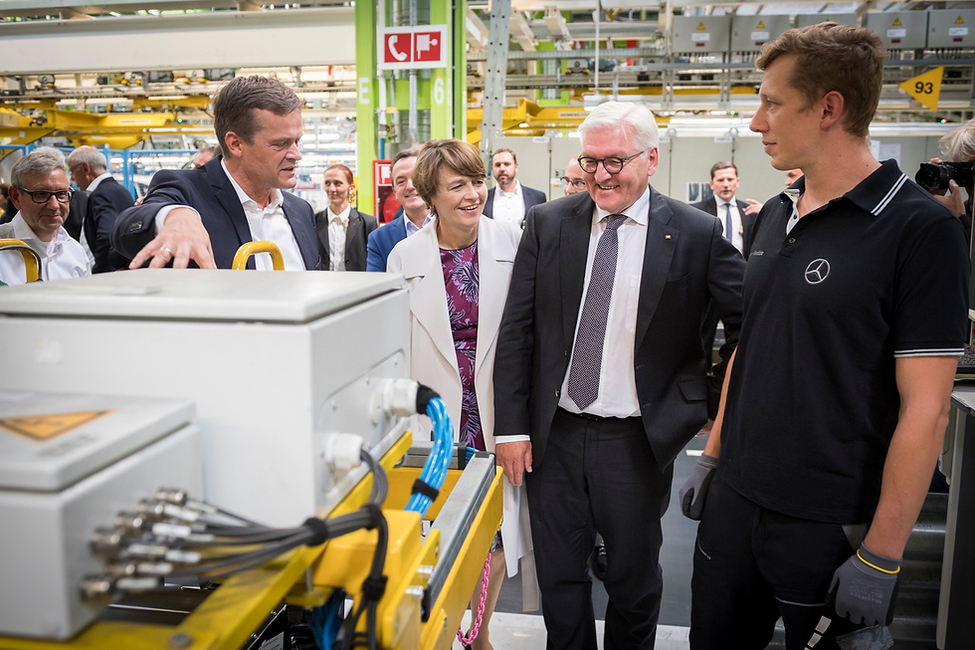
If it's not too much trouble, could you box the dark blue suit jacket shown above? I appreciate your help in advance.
[482,184,547,221]
[111,157,320,270]
[690,196,755,258]
[87,176,134,273]
[366,214,408,272]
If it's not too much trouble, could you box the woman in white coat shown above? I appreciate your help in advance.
[387,140,535,650]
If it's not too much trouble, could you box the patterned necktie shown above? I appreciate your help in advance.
[567,214,627,410]
[725,202,733,241]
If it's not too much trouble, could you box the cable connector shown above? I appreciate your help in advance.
[322,432,365,473]
[371,378,420,424]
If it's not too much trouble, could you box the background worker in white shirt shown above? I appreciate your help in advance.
[482,148,547,226]
[0,148,91,285]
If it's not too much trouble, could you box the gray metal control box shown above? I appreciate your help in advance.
[928,10,975,49]
[0,269,411,528]
[0,391,202,640]
[731,15,790,52]
[795,14,857,29]
[868,11,929,49]
[672,15,731,53]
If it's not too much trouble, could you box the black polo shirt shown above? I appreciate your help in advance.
[721,160,969,524]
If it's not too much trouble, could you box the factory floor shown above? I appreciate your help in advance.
[450,434,707,649]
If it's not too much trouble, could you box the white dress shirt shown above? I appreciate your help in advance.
[405,213,434,237]
[0,214,91,285]
[558,187,651,418]
[492,181,526,225]
[716,197,744,254]
[326,205,351,271]
[154,161,306,271]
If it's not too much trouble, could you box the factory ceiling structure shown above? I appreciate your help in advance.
[1,0,974,149]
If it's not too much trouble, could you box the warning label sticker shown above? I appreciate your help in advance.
[0,410,113,442]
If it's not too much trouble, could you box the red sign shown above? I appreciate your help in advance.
[374,160,400,224]
[379,26,448,70]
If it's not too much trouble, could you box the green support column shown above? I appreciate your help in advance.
[355,0,380,217]
[452,0,467,139]
[430,0,465,139]
[356,0,466,197]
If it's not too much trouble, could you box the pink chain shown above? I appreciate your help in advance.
[456,553,492,646]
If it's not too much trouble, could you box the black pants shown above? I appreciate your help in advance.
[690,473,867,650]
[526,409,673,650]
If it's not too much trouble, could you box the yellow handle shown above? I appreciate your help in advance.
[232,241,285,271]
[0,239,40,282]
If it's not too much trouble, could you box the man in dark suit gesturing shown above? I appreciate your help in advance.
[111,76,320,271]
[67,146,134,273]
[494,102,745,650]
[690,161,760,258]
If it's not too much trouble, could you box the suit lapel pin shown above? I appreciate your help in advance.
[665,234,672,240]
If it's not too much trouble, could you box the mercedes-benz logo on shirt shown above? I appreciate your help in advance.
[805,259,830,284]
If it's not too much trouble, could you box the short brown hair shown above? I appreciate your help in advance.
[325,163,354,185]
[710,161,737,179]
[492,148,517,164]
[411,140,486,208]
[390,148,419,178]
[756,23,885,139]
[212,75,302,148]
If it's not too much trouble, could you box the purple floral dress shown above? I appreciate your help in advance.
[440,241,485,451]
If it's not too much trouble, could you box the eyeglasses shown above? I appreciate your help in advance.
[577,151,646,174]
[18,187,73,204]
[560,177,587,189]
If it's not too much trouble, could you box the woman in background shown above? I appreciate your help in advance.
[314,163,378,271]
[387,139,535,650]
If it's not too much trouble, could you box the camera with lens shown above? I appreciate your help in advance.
[915,161,975,192]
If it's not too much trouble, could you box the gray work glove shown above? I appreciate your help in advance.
[828,543,900,627]
[679,453,719,520]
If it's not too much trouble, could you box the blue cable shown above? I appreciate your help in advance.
[307,588,345,649]
[405,396,454,516]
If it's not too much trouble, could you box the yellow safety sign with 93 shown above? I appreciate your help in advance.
[899,66,944,113]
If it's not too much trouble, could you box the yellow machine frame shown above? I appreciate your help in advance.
[0,431,504,650]
[0,239,40,282]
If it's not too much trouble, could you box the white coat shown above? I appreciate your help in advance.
[387,215,537,610]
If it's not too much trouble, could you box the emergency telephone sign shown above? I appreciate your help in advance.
[379,25,448,70]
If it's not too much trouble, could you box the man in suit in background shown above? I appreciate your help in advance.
[365,148,432,272]
[111,75,320,271]
[494,102,745,650]
[482,148,547,226]
[691,161,759,258]
[68,146,134,273]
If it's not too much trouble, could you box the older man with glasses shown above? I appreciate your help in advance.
[0,148,91,285]
[495,102,744,650]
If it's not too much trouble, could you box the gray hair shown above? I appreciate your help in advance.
[578,102,659,154]
[67,145,108,173]
[11,147,67,187]
[939,118,975,162]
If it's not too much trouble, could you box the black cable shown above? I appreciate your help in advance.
[359,448,388,505]
[332,506,388,650]
[168,530,314,578]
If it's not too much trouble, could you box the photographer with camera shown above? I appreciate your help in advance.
[918,118,975,242]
